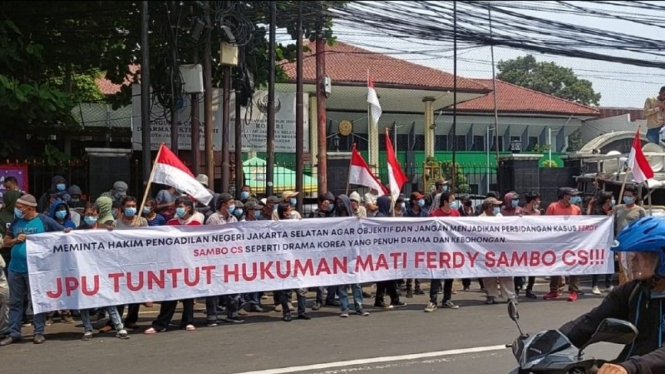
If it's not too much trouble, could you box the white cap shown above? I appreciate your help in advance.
[196,174,209,187]
[349,191,361,203]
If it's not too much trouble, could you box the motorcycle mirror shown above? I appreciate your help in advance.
[578,318,639,358]
[507,300,519,321]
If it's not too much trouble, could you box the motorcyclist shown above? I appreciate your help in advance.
[558,216,665,374]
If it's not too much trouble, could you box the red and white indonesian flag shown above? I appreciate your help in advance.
[385,129,408,202]
[349,145,387,195]
[628,128,654,183]
[367,75,382,129]
[153,144,213,205]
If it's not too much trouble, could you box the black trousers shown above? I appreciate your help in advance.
[107,304,140,327]
[151,299,194,330]
[462,278,485,290]
[375,281,399,305]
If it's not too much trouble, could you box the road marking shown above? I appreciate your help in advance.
[232,345,508,374]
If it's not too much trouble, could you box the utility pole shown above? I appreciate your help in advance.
[234,51,243,196]
[140,0,152,181]
[266,1,276,196]
[170,1,179,156]
[203,1,214,186]
[190,6,200,174]
[221,61,231,193]
[315,21,327,194]
[451,0,458,193]
[295,1,304,210]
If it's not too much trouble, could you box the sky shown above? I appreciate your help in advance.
[278,1,665,108]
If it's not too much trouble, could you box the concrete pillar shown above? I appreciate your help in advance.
[423,97,435,157]
[308,95,318,182]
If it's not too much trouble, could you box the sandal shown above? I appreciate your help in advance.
[185,324,196,331]
[98,325,114,333]
[144,327,165,334]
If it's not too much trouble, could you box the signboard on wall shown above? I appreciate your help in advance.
[131,85,309,153]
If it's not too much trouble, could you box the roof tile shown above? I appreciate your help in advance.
[456,79,599,116]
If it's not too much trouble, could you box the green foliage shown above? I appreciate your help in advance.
[497,55,601,106]
[441,161,469,194]
[532,144,551,153]
[541,159,559,168]
[42,144,70,166]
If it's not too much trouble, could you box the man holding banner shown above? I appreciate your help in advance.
[1,194,63,346]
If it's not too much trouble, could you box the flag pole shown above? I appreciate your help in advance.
[367,70,372,173]
[618,124,642,202]
[138,143,165,218]
[346,143,355,195]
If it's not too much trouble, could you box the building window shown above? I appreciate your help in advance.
[435,135,448,151]
[414,135,425,151]
[473,135,484,151]
[454,135,466,151]
[468,184,479,195]
[527,136,538,151]
[354,134,368,151]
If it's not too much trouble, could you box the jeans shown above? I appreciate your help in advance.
[515,277,536,292]
[0,268,8,335]
[279,289,306,316]
[647,125,663,144]
[107,304,140,327]
[205,296,219,321]
[8,271,46,338]
[430,279,454,304]
[81,307,123,332]
[315,286,337,305]
[245,292,262,306]
[338,284,363,312]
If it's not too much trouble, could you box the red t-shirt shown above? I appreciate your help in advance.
[167,219,202,226]
[429,208,460,217]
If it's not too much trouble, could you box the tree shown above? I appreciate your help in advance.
[497,55,601,106]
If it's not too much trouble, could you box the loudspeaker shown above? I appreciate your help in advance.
[86,148,132,201]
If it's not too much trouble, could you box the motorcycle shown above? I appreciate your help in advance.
[506,300,638,374]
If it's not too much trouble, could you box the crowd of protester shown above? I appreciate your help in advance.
[0,174,641,345]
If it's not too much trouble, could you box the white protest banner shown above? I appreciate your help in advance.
[27,216,613,313]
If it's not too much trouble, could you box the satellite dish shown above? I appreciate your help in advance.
[643,143,664,172]
[603,150,622,173]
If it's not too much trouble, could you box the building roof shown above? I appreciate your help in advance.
[453,79,600,116]
[597,107,644,121]
[280,41,489,93]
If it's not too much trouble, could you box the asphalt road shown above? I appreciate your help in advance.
[0,281,621,374]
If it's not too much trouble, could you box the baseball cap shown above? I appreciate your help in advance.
[244,200,265,210]
[483,197,502,206]
[113,181,128,196]
[218,193,233,204]
[267,196,281,205]
[349,191,361,203]
[196,174,209,187]
[560,187,580,196]
[281,191,299,200]
[410,192,425,200]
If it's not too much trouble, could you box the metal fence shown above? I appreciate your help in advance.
[0,159,89,200]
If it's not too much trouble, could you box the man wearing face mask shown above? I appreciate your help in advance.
[309,192,335,219]
[428,179,450,212]
[501,191,523,216]
[239,185,253,203]
[479,197,516,304]
[261,196,281,220]
[614,185,646,286]
[544,187,583,302]
[558,216,665,374]
[393,195,406,217]
[272,191,302,220]
[517,191,542,299]
[405,192,428,218]
[206,193,238,225]
[37,176,68,214]
[101,181,129,204]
